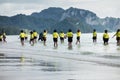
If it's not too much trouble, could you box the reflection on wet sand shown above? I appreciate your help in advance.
[1,34,120,80]
[0,53,61,72]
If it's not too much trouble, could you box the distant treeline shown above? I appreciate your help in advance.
[0,26,20,35]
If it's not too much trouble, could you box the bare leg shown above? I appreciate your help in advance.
[21,41,24,46]
[44,41,46,46]
[54,42,56,47]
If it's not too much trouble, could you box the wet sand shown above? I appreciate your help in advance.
[0,34,120,80]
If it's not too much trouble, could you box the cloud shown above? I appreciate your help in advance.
[0,0,120,18]
[0,3,48,16]
[0,0,46,4]
[0,0,94,3]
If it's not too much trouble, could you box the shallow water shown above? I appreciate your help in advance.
[0,33,120,80]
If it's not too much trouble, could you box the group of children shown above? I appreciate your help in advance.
[52,29,79,48]
[19,30,38,46]
[52,29,120,48]
[0,32,7,43]
[54,29,120,47]
[93,29,120,46]
[19,29,120,47]
[19,30,47,46]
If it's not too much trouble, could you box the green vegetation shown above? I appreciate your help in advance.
[0,7,120,35]
[0,26,20,35]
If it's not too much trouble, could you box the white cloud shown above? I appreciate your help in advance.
[0,0,120,18]
[0,3,48,16]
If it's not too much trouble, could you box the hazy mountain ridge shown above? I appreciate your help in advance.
[0,7,120,34]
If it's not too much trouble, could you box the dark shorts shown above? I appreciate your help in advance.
[34,37,37,39]
[68,37,73,42]
[53,38,58,42]
[60,37,64,40]
[0,39,2,41]
[77,37,80,41]
[25,37,28,40]
[116,37,120,41]
[20,38,24,41]
[43,37,46,41]
[38,37,43,41]
[30,38,34,42]
[103,38,109,42]
[93,37,97,40]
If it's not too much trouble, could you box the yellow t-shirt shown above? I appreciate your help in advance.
[93,32,97,37]
[116,31,120,37]
[103,33,109,38]
[67,32,73,37]
[76,32,81,37]
[30,34,34,39]
[43,32,47,38]
[33,32,38,37]
[59,33,64,38]
[0,35,3,39]
[53,32,59,38]
[25,33,28,37]
[20,33,25,38]
[3,33,6,36]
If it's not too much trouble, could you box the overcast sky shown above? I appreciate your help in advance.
[0,0,120,18]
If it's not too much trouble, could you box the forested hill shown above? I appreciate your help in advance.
[0,7,120,35]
